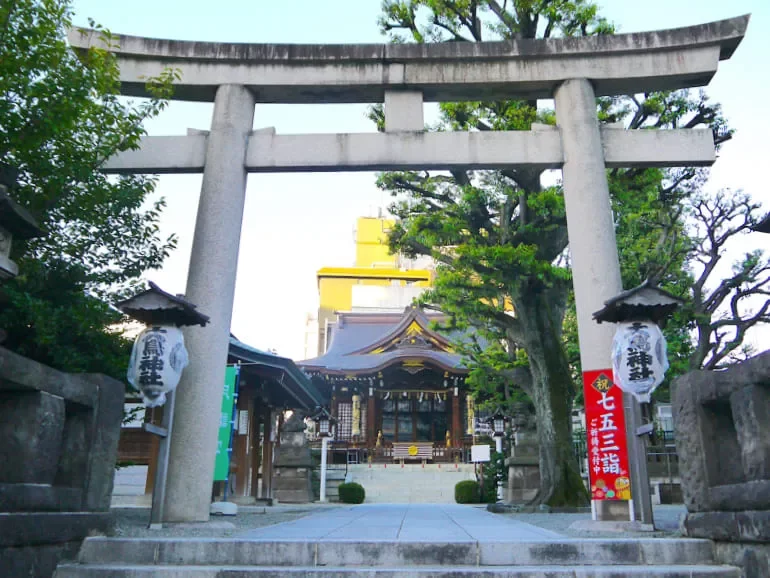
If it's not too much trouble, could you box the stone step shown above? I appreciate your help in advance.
[74,537,717,567]
[325,469,347,481]
[54,563,741,577]
[347,463,476,503]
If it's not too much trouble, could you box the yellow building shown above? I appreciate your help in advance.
[316,217,433,354]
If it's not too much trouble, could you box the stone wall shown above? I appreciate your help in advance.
[0,346,124,577]
[673,350,770,577]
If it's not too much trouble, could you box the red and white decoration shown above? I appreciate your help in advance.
[583,370,632,502]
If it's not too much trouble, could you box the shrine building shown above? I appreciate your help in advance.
[299,306,476,463]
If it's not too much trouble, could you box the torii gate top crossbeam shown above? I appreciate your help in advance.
[68,16,748,103]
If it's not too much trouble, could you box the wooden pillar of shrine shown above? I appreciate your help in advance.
[249,400,261,498]
[452,390,461,447]
[232,386,252,497]
[144,406,163,494]
[261,405,273,499]
[367,388,376,445]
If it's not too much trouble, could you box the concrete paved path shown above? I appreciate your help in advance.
[238,504,563,541]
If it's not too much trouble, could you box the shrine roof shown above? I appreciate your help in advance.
[297,307,470,375]
[228,336,325,408]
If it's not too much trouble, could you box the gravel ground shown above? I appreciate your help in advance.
[110,504,686,540]
[504,504,687,539]
[111,505,340,539]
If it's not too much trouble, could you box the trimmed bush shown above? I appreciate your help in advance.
[338,482,366,504]
[455,480,481,504]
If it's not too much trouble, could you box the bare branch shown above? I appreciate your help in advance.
[486,0,519,35]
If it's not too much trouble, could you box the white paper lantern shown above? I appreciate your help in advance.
[127,326,189,407]
[611,321,669,403]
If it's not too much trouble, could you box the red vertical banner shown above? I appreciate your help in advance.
[583,369,632,501]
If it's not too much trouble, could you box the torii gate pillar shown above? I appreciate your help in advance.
[555,79,652,521]
[164,84,255,522]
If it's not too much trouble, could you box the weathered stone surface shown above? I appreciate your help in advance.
[709,481,770,512]
[506,464,540,503]
[0,390,65,484]
[271,414,313,502]
[505,412,540,504]
[68,16,748,102]
[682,495,770,542]
[714,541,770,578]
[79,374,125,512]
[0,512,113,547]
[595,499,633,522]
[0,346,124,577]
[0,484,82,512]
[162,84,256,524]
[0,541,82,578]
[731,385,770,480]
[673,351,770,515]
[274,444,312,468]
[0,346,98,407]
[281,412,306,433]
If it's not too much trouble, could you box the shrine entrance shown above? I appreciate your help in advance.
[69,16,746,521]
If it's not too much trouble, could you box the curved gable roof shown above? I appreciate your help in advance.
[298,307,467,376]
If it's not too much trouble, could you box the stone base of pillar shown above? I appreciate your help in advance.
[270,414,313,504]
[505,429,541,504]
[271,467,313,504]
[594,499,633,522]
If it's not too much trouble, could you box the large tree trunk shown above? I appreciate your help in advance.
[515,283,589,507]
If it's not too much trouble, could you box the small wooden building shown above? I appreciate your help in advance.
[298,307,475,463]
[117,336,324,501]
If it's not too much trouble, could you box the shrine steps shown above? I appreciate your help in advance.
[347,463,476,503]
[55,537,740,577]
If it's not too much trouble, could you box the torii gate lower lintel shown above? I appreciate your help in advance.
[68,16,748,523]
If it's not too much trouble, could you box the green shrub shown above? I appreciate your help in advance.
[338,482,366,504]
[455,480,481,504]
[481,451,507,503]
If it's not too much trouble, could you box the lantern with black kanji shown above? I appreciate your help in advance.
[117,282,209,407]
[593,280,684,403]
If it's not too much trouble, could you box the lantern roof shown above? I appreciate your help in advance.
[593,279,684,324]
[116,281,210,327]
[0,186,43,240]
[310,405,336,425]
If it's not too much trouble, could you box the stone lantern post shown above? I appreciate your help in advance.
[0,166,43,344]
[484,408,508,502]
[311,406,336,503]
[593,280,684,526]
[116,282,209,528]
[0,169,42,282]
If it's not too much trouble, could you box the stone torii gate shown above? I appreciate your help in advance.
[70,16,748,523]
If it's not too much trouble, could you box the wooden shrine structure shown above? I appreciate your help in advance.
[299,307,477,463]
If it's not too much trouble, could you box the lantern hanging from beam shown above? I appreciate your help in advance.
[127,326,189,407]
[611,321,669,403]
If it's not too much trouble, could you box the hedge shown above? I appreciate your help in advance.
[338,482,366,504]
[455,480,481,504]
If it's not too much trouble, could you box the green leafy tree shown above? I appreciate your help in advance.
[0,0,177,381]
[375,0,728,505]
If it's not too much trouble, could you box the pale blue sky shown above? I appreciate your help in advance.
[69,0,770,359]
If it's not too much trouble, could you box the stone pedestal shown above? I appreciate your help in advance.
[271,414,313,503]
[505,429,540,503]
[0,347,124,578]
[674,351,770,577]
